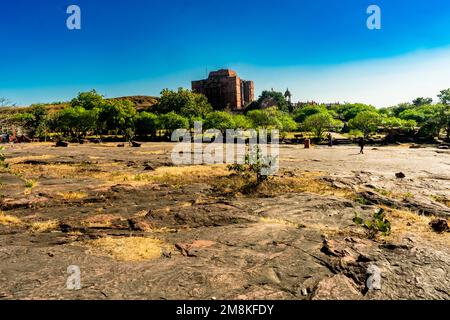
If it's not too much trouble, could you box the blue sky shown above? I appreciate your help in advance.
[2,0,450,106]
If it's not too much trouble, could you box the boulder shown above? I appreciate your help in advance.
[429,218,449,233]
[395,172,406,179]
[55,141,68,147]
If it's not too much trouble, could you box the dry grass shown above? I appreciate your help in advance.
[0,212,23,226]
[306,222,363,238]
[0,212,58,233]
[10,163,79,179]
[134,150,168,155]
[141,165,229,185]
[81,214,121,228]
[10,161,146,185]
[27,220,59,233]
[87,236,169,261]
[430,195,450,207]
[260,217,305,229]
[276,173,354,198]
[134,210,149,218]
[10,162,118,181]
[212,170,354,198]
[383,207,450,245]
[57,191,88,200]
[90,164,230,186]
[7,154,55,164]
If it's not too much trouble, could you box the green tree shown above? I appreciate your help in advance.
[233,115,252,130]
[436,104,450,139]
[188,116,204,130]
[333,103,376,121]
[99,100,137,141]
[247,108,281,129]
[135,112,159,136]
[302,112,343,140]
[412,97,433,107]
[158,112,189,136]
[277,113,298,138]
[382,116,417,139]
[51,106,98,139]
[155,88,212,117]
[204,111,236,134]
[12,104,49,138]
[30,104,49,137]
[384,103,414,117]
[399,104,441,125]
[70,90,104,110]
[348,111,382,139]
[293,105,326,123]
[438,88,450,106]
[398,109,427,124]
[246,90,289,112]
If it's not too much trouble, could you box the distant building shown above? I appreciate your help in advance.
[192,69,254,111]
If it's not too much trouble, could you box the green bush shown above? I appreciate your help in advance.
[227,145,277,186]
[353,208,391,239]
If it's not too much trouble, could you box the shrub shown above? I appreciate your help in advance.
[353,208,391,239]
[227,145,277,186]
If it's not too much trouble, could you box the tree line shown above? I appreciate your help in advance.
[4,88,450,142]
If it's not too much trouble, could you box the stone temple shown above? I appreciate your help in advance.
[192,69,254,111]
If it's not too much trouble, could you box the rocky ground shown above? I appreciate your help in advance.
[0,142,448,300]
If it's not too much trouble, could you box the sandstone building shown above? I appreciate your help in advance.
[192,69,254,111]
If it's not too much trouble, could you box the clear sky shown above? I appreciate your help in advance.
[2,0,450,106]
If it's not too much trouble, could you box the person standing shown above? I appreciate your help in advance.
[358,137,365,154]
[327,133,333,147]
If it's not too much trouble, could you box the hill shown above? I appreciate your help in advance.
[0,95,160,117]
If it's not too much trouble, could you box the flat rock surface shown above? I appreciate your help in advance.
[0,143,448,299]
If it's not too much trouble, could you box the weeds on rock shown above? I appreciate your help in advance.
[24,179,37,189]
[353,208,391,239]
[0,146,8,169]
[227,146,277,191]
